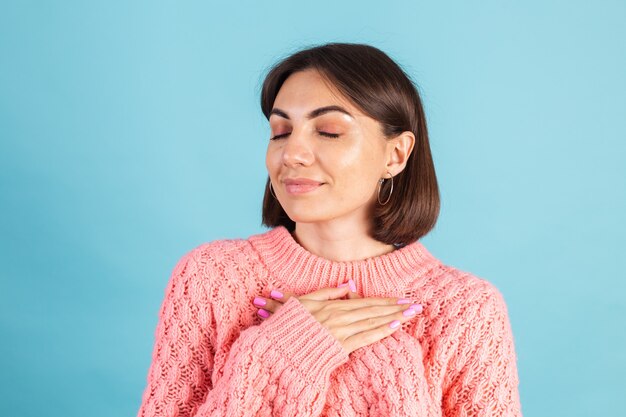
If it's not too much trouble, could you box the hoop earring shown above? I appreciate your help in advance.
[269,181,277,199]
[377,172,394,205]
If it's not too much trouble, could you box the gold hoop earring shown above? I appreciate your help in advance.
[377,172,393,205]
[269,181,277,199]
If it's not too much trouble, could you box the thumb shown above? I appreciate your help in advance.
[345,278,361,299]
[303,283,351,301]
[347,287,362,299]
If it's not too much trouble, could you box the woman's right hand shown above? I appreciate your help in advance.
[254,282,423,355]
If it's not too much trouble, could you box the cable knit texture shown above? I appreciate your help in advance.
[136,226,523,416]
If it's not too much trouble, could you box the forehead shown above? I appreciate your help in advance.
[272,69,363,118]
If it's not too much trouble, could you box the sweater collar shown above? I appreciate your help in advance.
[248,225,441,296]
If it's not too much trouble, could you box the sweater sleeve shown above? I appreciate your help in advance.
[442,284,523,417]
[136,247,349,417]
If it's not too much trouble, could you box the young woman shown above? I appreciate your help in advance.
[136,42,523,417]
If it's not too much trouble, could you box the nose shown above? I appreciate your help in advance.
[281,127,314,167]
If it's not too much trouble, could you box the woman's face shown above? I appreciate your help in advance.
[266,69,392,227]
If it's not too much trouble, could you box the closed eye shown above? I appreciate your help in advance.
[270,131,341,140]
[270,133,289,140]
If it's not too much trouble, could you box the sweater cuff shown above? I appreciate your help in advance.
[262,297,349,381]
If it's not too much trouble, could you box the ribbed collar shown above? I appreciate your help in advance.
[248,225,441,296]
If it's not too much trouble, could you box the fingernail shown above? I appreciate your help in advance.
[389,320,401,329]
[409,303,423,314]
[337,282,349,288]
[270,289,283,299]
[258,308,270,318]
[253,297,266,307]
[397,298,411,304]
[403,308,416,317]
[348,279,357,293]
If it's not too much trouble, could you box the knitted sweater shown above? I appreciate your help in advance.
[136,225,523,417]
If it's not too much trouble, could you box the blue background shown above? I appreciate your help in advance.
[1,1,624,416]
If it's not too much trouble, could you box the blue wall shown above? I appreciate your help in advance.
[1,1,624,416]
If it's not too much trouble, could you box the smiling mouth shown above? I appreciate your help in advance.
[284,183,324,194]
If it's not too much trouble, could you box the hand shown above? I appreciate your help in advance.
[252,280,423,354]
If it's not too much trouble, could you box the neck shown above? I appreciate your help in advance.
[248,225,441,296]
[292,222,397,262]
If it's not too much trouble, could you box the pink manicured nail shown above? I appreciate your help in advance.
[253,297,266,307]
[348,279,357,293]
[270,289,283,299]
[397,298,411,304]
[403,308,416,317]
[389,320,401,329]
[337,282,349,288]
[410,304,423,314]
[258,309,270,318]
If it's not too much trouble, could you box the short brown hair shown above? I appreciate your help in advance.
[259,42,440,245]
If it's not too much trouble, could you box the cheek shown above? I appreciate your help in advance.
[332,160,380,197]
[265,146,280,172]
[331,146,380,180]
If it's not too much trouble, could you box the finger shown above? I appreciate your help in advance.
[331,304,414,327]
[337,279,361,299]
[254,288,293,320]
[268,288,294,303]
[342,306,420,352]
[324,296,420,309]
[300,284,351,301]
[257,308,271,319]
[252,296,283,313]
[347,283,361,300]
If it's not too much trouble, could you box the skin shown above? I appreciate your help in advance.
[254,69,422,354]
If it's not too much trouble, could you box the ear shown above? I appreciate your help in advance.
[384,131,415,175]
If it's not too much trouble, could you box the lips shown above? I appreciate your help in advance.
[282,178,325,195]
[283,178,324,186]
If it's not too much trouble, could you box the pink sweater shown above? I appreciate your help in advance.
[136,225,523,416]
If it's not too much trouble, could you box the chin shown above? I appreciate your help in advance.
[282,206,337,224]
[284,213,326,224]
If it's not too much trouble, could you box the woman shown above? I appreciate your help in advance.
[136,43,523,417]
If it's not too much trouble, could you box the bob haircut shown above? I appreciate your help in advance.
[260,42,440,246]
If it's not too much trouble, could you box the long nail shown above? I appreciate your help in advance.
[270,289,283,299]
[348,279,357,293]
[409,304,423,314]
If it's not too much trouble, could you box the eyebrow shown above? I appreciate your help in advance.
[269,105,354,120]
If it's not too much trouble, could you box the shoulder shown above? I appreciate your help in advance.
[425,263,509,315]
[166,234,266,299]
[401,259,520,379]
[416,263,512,347]
[431,267,522,405]
[186,237,252,265]
[421,263,514,353]
[416,261,504,313]
[170,237,253,281]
